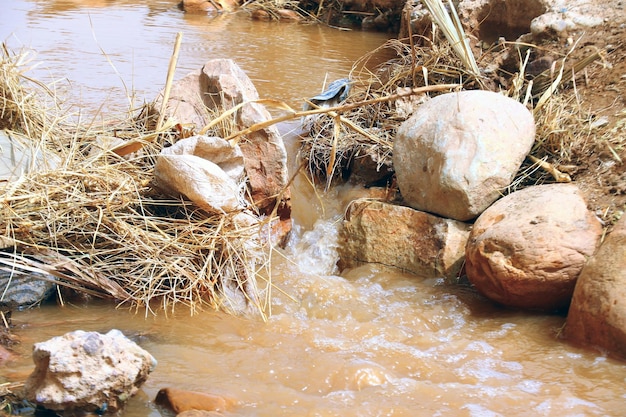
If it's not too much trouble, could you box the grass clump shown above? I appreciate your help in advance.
[0,43,270,318]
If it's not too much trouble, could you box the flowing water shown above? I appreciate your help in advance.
[2,1,626,416]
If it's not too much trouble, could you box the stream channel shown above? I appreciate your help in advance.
[2,1,626,416]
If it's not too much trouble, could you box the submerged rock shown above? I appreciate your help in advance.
[564,216,626,359]
[338,198,470,279]
[464,183,602,311]
[394,90,535,221]
[178,0,238,14]
[24,329,156,413]
[155,387,235,414]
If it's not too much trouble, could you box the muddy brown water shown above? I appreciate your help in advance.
[2,1,626,416]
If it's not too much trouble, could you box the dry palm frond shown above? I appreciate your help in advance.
[0,44,269,317]
[420,0,480,80]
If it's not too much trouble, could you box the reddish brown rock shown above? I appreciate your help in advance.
[564,216,626,359]
[250,9,271,20]
[277,9,302,20]
[465,183,602,311]
[155,387,235,414]
[178,0,219,14]
[178,0,238,13]
[338,198,470,279]
[177,410,223,417]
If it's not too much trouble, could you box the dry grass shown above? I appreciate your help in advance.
[299,18,619,208]
[0,44,270,318]
[299,37,475,188]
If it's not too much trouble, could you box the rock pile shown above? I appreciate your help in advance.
[335,88,621,358]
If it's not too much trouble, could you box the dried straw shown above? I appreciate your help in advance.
[298,26,621,226]
[0,44,269,317]
[299,38,467,187]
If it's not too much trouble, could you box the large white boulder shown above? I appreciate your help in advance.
[393,90,535,221]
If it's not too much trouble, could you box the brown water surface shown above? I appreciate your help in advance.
[2,1,626,416]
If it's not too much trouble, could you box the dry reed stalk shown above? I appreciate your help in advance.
[0,45,269,317]
[298,37,470,187]
[509,90,619,193]
[420,0,480,80]
[156,32,183,131]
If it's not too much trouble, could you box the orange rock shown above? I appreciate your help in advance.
[465,183,602,311]
[0,345,16,365]
[277,9,301,21]
[155,387,235,414]
[251,9,271,20]
[177,410,223,417]
[178,0,219,14]
[564,216,626,359]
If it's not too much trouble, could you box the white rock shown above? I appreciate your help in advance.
[393,90,535,221]
[24,329,157,412]
[154,135,246,214]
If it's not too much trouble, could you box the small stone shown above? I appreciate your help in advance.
[277,9,301,20]
[155,387,235,414]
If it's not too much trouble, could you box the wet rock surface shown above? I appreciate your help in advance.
[338,198,470,279]
[0,269,57,309]
[155,387,235,414]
